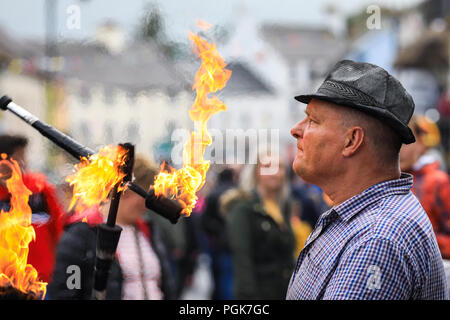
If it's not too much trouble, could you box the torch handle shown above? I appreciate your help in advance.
[0,96,94,159]
[32,121,94,159]
[127,182,181,224]
[92,223,122,300]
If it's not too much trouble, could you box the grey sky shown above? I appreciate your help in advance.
[0,0,423,44]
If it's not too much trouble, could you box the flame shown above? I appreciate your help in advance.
[153,27,231,216]
[66,145,128,213]
[0,155,47,299]
[196,19,212,31]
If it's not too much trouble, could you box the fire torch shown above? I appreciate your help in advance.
[0,95,183,300]
[0,95,182,224]
[91,142,134,300]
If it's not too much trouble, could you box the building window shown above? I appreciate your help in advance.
[79,122,91,145]
[80,86,91,105]
[126,121,140,143]
[103,122,114,144]
[104,86,115,106]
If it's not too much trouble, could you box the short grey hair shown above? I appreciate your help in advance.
[339,106,402,166]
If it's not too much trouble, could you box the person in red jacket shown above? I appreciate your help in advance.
[400,116,450,259]
[0,134,65,283]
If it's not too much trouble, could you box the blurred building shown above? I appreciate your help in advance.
[216,15,348,153]
[344,0,449,122]
[59,23,192,165]
[395,31,448,115]
[0,22,192,177]
[0,27,48,172]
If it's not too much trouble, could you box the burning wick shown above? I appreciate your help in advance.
[153,25,232,216]
[66,145,128,214]
[0,156,47,299]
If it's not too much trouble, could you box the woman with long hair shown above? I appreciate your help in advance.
[222,150,296,299]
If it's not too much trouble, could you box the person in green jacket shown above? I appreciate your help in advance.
[222,152,296,299]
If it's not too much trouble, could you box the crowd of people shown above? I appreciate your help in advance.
[1,103,450,299]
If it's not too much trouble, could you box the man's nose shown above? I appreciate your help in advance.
[291,120,305,139]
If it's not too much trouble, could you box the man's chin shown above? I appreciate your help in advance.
[293,159,306,179]
[293,159,317,184]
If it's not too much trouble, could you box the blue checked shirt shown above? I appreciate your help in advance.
[286,173,449,300]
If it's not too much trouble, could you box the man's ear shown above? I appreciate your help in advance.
[342,126,365,157]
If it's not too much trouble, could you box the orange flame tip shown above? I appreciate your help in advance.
[153,25,231,216]
[66,145,128,215]
[196,19,212,31]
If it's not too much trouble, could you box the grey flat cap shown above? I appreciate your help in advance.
[295,60,416,144]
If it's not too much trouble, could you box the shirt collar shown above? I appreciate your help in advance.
[331,173,414,223]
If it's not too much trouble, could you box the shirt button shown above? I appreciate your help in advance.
[261,221,271,231]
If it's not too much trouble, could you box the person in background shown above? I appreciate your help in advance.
[290,200,313,259]
[400,116,450,259]
[145,189,202,299]
[223,151,295,299]
[290,176,322,229]
[0,134,64,284]
[201,166,237,300]
[48,155,175,300]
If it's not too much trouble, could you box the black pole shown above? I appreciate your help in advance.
[105,185,121,228]
[91,223,122,300]
[0,95,182,224]
[91,143,134,300]
[106,143,134,227]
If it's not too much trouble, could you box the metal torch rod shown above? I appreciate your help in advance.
[0,96,94,159]
[0,95,181,223]
[105,142,134,228]
[92,143,134,300]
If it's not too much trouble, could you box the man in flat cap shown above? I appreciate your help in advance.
[287,60,449,300]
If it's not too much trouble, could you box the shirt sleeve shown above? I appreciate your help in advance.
[322,237,414,300]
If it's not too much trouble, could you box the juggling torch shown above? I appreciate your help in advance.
[0,95,182,224]
[91,142,134,300]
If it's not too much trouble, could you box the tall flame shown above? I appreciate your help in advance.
[66,145,128,213]
[0,154,47,299]
[153,27,232,216]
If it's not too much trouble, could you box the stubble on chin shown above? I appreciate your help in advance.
[294,156,320,185]
[293,157,307,180]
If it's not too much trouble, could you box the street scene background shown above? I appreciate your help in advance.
[0,0,450,300]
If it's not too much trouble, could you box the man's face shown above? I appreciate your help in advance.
[290,99,346,184]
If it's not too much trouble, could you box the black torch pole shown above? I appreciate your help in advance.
[0,95,181,224]
[91,143,134,300]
